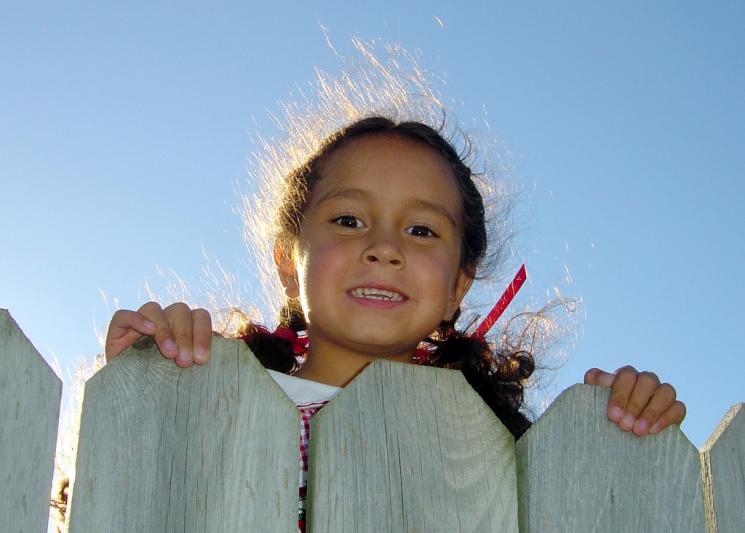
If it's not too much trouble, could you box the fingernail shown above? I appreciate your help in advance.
[177,348,191,364]
[649,422,661,434]
[194,348,207,363]
[609,406,623,421]
[143,320,155,331]
[621,414,635,430]
[163,339,178,354]
[634,419,648,434]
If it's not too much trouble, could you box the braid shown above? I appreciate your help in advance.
[238,299,306,374]
[426,308,534,438]
[278,298,307,331]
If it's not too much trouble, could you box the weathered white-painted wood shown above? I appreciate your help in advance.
[0,309,62,533]
[67,336,299,532]
[517,384,705,532]
[700,403,744,533]
[308,359,518,533]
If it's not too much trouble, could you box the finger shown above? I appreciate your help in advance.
[105,310,157,361]
[165,302,194,367]
[107,309,156,340]
[607,365,638,423]
[105,329,151,362]
[191,308,213,364]
[620,371,660,432]
[633,383,676,436]
[137,301,179,359]
[649,400,687,434]
[584,368,616,388]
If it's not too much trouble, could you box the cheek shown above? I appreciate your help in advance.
[297,240,351,290]
[411,250,457,290]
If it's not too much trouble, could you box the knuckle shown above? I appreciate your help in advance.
[625,400,644,415]
[193,308,212,322]
[615,365,638,379]
[638,371,659,384]
[583,368,600,381]
[610,391,628,407]
[165,302,190,314]
[154,327,172,340]
[659,383,676,398]
[642,406,659,421]
[174,331,192,344]
[111,309,129,323]
[139,301,162,312]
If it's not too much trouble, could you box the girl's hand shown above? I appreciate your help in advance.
[584,366,686,436]
[105,302,213,368]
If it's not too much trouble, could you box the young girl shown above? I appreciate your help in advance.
[104,116,685,530]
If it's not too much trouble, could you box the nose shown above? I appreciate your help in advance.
[361,232,405,268]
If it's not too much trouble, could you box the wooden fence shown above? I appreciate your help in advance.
[1,307,743,532]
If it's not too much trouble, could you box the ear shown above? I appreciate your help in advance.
[273,240,300,299]
[443,268,474,322]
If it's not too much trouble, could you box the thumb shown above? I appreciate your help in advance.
[105,329,148,361]
[584,367,616,387]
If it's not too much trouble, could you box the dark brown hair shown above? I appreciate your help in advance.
[239,116,534,437]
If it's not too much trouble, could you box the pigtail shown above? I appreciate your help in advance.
[237,299,306,374]
[427,310,534,438]
[278,298,308,331]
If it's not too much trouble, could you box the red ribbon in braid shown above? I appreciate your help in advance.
[413,264,527,365]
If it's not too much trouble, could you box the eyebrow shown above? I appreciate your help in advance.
[315,187,370,206]
[315,187,458,229]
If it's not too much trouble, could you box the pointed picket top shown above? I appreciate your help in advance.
[700,403,745,533]
[308,359,518,533]
[67,336,299,533]
[0,309,63,533]
[516,384,705,533]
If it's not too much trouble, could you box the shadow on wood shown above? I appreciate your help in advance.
[67,336,299,532]
[0,309,62,533]
[517,384,705,532]
[308,359,518,533]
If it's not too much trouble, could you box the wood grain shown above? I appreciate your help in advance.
[308,359,518,533]
[517,384,706,532]
[0,309,62,533]
[67,336,299,532]
[701,402,744,533]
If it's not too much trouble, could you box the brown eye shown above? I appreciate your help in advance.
[331,215,365,228]
[405,225,437,238]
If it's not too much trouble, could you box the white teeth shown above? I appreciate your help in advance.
[350,287,404,301]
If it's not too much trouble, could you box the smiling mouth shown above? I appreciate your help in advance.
[349,287,406,302]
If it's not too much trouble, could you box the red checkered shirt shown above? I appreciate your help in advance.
[297,401,329,533]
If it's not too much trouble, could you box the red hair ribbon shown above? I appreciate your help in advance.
[272,326,309,355]
[240,324,309,356]
[413,264,527,365]
[471,263,527,340]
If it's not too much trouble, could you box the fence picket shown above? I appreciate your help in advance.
[516,384,705,532]
[0,309,62,533]
[4,307,745,532]
[66,336,299,532]
[700,403,745,533]
[308,359,518,533]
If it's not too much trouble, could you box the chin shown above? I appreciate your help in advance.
[346,336,417,358]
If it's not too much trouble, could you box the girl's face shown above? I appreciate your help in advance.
[277,133,473,360]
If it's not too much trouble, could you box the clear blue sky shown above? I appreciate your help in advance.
[1,1,743,448]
